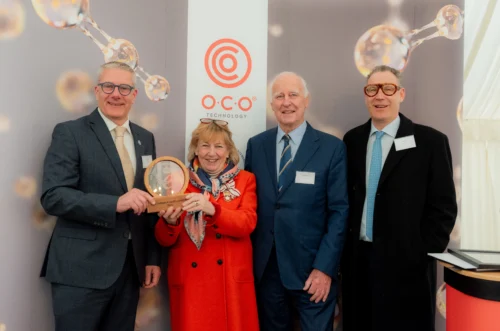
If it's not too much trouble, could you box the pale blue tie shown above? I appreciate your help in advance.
[366,131,384,240]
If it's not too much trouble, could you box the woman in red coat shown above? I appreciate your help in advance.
[155,118,260,331]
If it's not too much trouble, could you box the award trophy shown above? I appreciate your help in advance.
[144,156,189,213]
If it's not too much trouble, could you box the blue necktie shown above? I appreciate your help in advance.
[366,131,384,240]
[278,134,292,191]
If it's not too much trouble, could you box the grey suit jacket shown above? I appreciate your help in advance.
[40,109,161,289]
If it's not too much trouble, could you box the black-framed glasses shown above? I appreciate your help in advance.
[98,82,135,96]
[364,83,401,97]
[200,118,228,126]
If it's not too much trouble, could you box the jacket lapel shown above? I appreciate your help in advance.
[356,120,372,187]
[88,109,128,192]
[130,123,145,189]
[378,114,414,187]
[263,127,278,196]
[278,123,320,197]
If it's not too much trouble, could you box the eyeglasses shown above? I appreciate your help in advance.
[200,118,228,126]
[98,82,135,96]
[364,83,401,97]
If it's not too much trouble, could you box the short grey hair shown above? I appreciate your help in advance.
[367,65,402,84]
[268,71,309,99]
[97,61,137,86]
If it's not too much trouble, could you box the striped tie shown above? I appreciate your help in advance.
[278,134,292,191]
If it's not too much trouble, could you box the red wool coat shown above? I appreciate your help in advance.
[155,170,260,331]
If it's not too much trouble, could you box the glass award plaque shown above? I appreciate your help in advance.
[144,156,189,213]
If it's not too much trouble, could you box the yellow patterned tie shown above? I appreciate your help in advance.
[114,126,134,191]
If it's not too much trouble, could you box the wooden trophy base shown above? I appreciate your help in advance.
[147,194,188,213]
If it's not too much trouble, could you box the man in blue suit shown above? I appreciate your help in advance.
[245,71,349,331]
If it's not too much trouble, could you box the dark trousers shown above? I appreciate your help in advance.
[256,246,336,331]
[51,242,140,331]
[351,240,375,331]
[348,240,437,331]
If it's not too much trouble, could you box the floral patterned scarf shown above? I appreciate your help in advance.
[184,158,240,250]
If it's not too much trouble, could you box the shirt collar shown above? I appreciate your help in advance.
[277,120,307,144]
[98,108,131,134]
[370,115,400,138]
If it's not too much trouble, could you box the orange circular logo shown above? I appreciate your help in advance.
[204,38,252,88]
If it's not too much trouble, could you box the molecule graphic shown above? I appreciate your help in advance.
[354,4,464,76]
[0,0,25,40]
[56,70,94,113]
[31,0,170,102]
[383,0,409,32]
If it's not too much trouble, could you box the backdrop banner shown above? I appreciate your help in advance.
[185,0,268,165]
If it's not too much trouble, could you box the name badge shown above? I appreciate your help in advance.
[394,135,416,151]
[295,171,315,185]
[142,155,153,168]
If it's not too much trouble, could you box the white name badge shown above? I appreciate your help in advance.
[295,171,315,185]
[142,155,153,168]
[394,135,416,151]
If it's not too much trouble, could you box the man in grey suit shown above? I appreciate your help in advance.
[40,61,162,331]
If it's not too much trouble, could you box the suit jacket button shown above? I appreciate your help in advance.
[217,259,223,265]
[216,233,222,239]
[275,204,280,210]
[213,225,218,229]
[123,231,130,238]
[191,262,197,268]
[376,193,380,196]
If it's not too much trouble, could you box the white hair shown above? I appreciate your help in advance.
[268,71,309,100]
[97,61,137,86]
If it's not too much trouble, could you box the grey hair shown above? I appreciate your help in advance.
[97,61,137,86]
[268,71,310,100]
[367,65,402,84]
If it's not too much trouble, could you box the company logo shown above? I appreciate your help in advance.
[204,38,252,88]
[201,95,256,111]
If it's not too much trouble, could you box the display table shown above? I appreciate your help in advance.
[442,262,500,331]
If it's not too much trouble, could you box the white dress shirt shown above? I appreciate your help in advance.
[98,109,136,240]
[360,115,401,241]
[98,108,137,174]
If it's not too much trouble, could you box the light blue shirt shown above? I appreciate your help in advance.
[360,115,401,241]
[276,120,307,180]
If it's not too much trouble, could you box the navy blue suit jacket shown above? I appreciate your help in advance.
[245,122,349,290]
